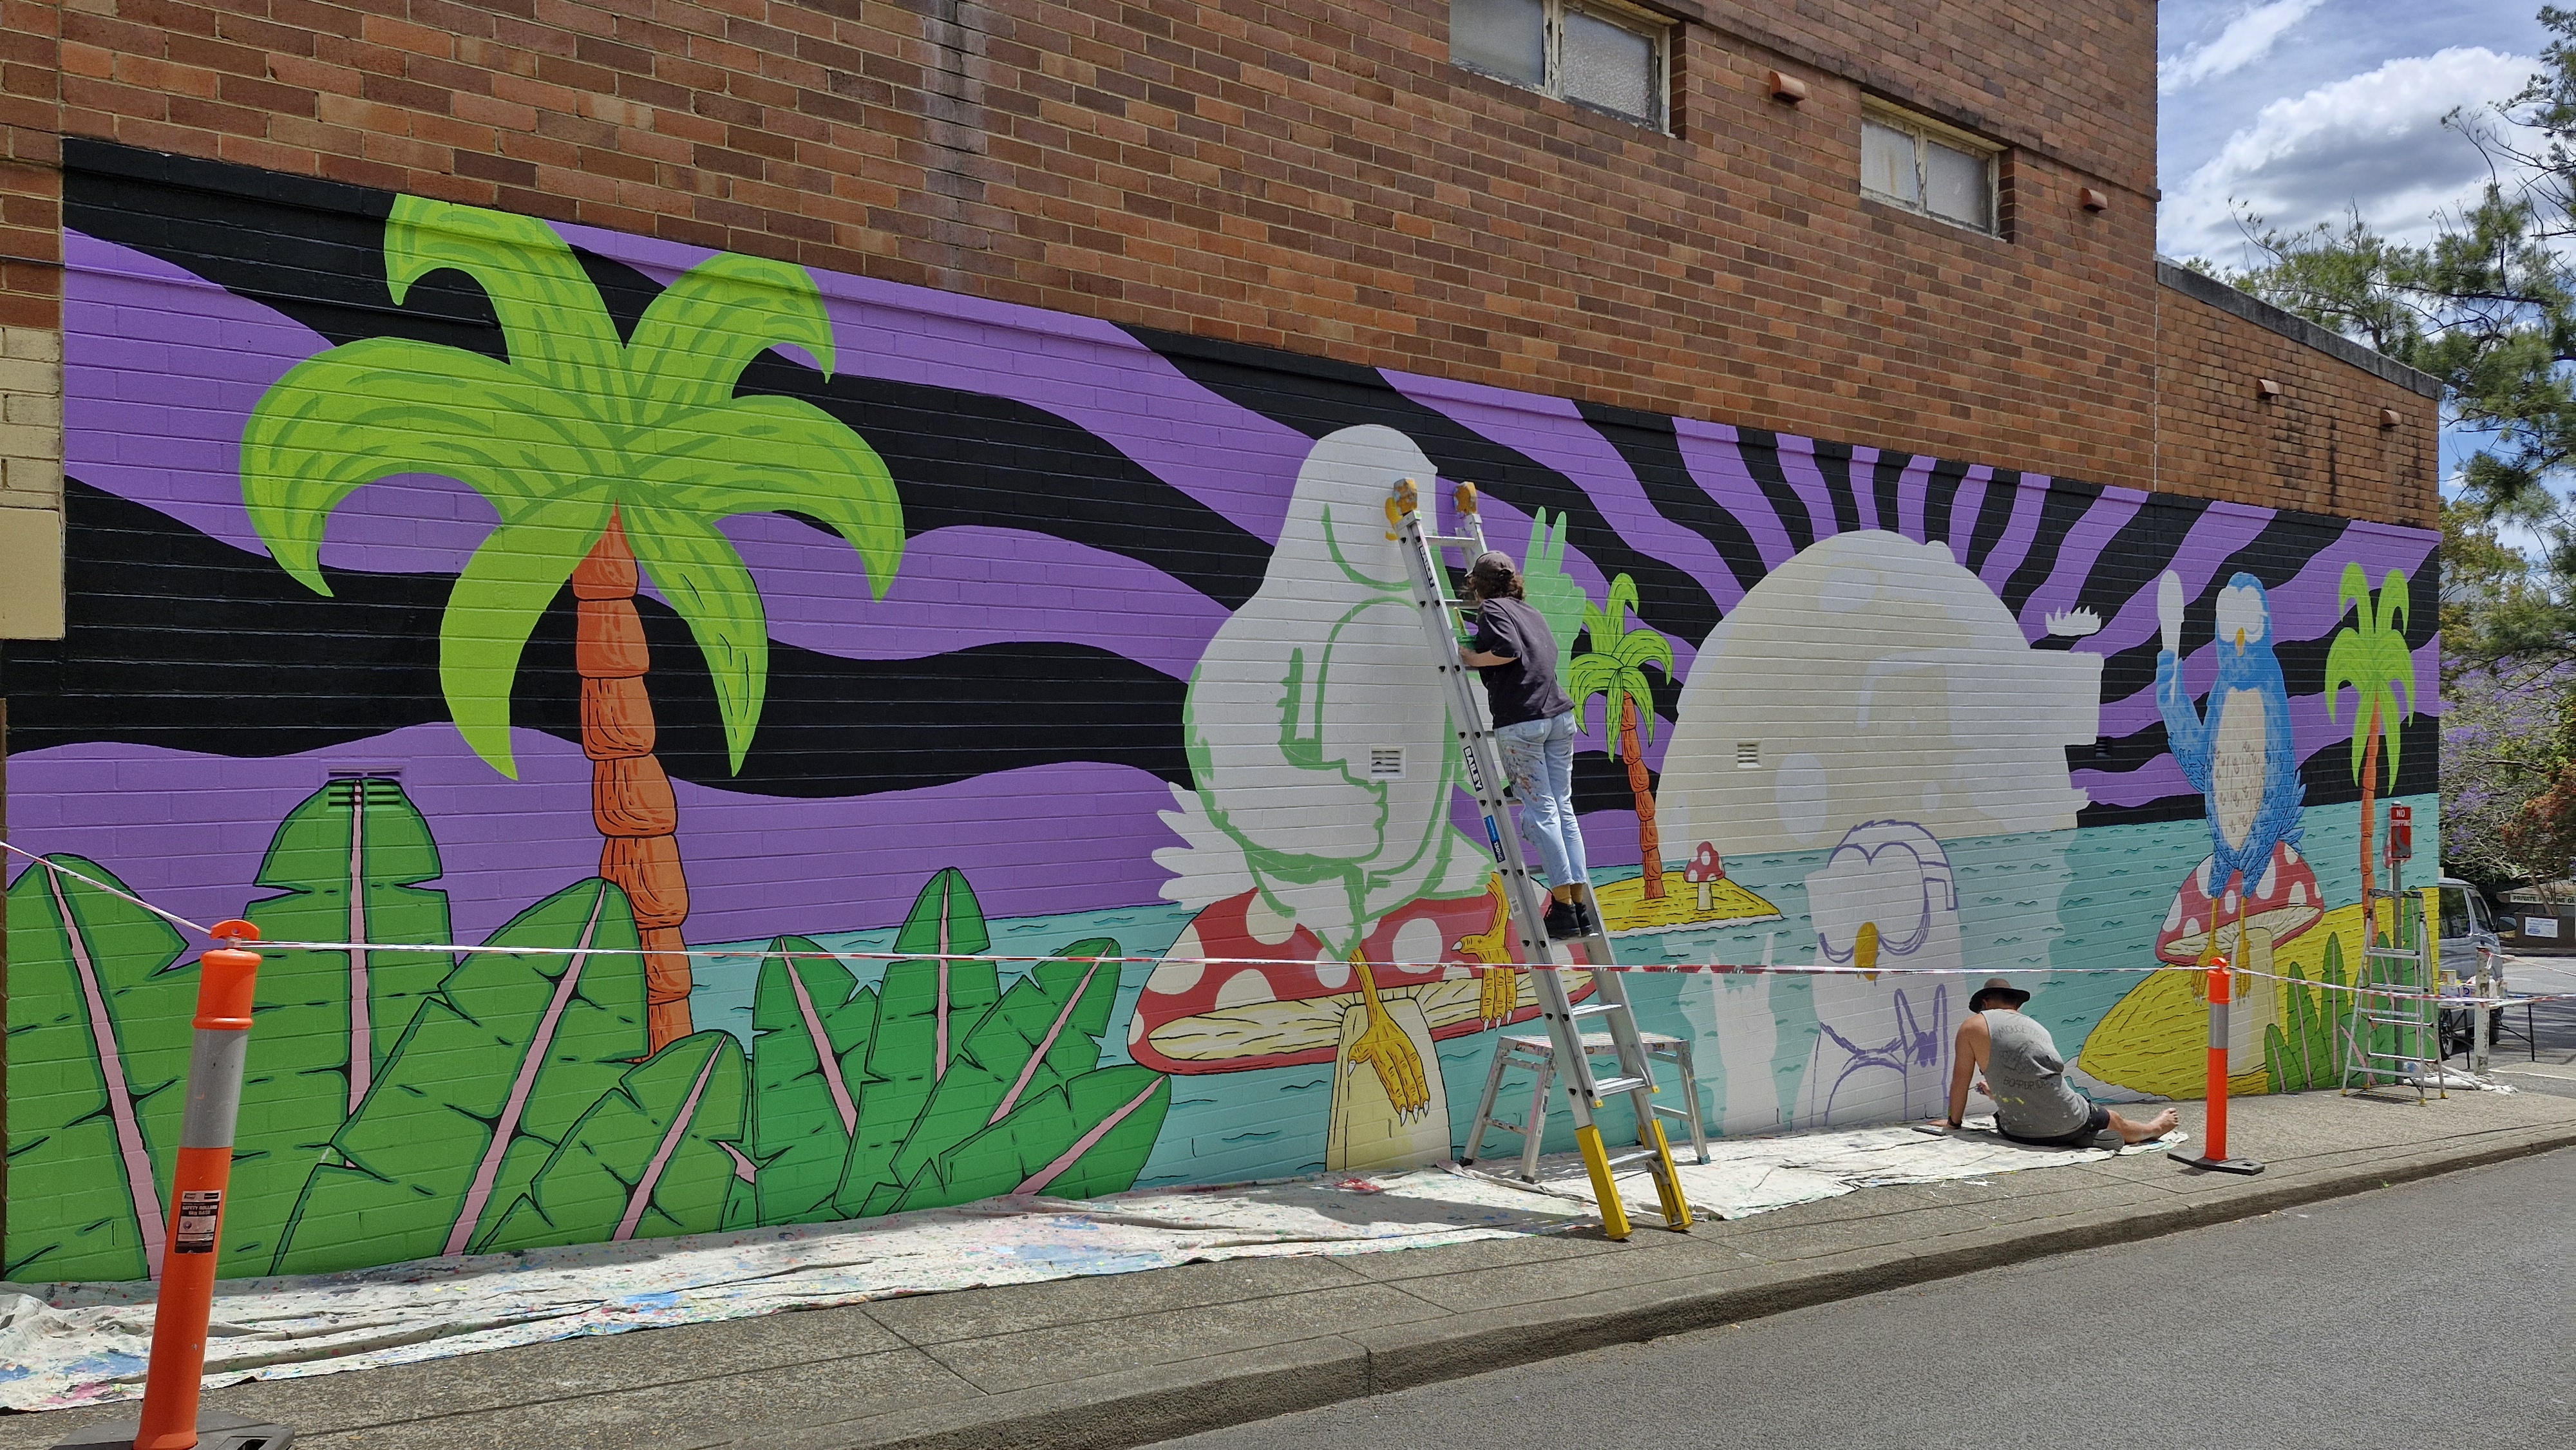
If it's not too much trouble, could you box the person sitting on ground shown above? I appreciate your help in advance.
[1944,977,2180,1146]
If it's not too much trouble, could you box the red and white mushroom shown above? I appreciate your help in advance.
[1684,842,1725,911]
[1128,886,1595,1075]
[2154,840,2323,965]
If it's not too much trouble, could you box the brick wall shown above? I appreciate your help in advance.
[0,0,2194,505]
[2155,262,2441,530]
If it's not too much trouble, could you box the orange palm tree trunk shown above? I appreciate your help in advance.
[2358,704,2382,938]
[572,512,694,1050]
[1620,696,1665,899]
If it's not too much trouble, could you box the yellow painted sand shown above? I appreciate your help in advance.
[2078,899,2378,1099]
[1596,871,1784,936]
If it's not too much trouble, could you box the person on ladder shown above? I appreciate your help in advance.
[1458,549,1598,941]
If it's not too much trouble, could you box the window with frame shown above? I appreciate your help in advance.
[1859,104,2000,235]
[1452,0,1671,131]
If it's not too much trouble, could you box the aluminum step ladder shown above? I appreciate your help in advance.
[1388,477,1690,1239]
[2342,881,2440,1102]
[1464,1029,1710,1184]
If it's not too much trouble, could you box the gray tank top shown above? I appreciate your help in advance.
[1981,1010,2091,1138]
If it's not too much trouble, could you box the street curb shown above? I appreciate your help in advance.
[754,1122,2576,1450]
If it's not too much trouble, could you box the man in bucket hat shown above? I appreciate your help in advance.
[1943,978,2181,1147]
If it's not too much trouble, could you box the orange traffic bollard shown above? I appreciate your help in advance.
[2168,958,2265,1176]
[59,920,296,1450]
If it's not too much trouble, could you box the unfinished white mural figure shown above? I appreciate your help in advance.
[1146,425,1494,1170]
[1799,820,1958,1124]
[1656,531,2101,1127]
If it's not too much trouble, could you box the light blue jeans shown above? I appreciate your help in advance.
[1495,710,1590,892]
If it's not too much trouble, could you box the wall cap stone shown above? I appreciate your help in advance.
[2156,258,2443,400]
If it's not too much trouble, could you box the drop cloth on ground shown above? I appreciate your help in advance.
[0,1120,2176,1413]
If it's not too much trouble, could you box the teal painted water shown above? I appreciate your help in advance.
[684,795,2438,1191]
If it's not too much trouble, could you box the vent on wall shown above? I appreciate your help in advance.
[1736,741,1760,769]
[1368,748,1406,781]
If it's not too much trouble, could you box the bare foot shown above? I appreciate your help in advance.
[2112,1107,2181,1145]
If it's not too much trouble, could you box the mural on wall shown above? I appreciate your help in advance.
[5,141,2439,1281]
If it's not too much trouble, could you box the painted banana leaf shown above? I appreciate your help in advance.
[857,937,1122,1216]
[3,856,195,1283]
[225,777,454,1276]
[268,878,647,1275]
[833,868,999,1214]
[477,1030,749,1252]
[748,935,878,1225]
[886,1064,1170,1214]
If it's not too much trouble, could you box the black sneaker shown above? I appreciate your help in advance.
[1573,899,1601,936]
[1544,901,1582,940]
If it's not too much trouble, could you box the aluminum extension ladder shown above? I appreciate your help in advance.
[1388,477,1691,1239]
[2341,876,2441,1102]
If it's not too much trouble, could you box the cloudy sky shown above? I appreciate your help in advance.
[2157,0,2552,263]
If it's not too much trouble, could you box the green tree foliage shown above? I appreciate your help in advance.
[2222,10,2576,669]
[2220,15,2576,883]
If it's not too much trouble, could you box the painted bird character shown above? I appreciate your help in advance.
[1178,425,1484,1118]
[2155,570,2304,903]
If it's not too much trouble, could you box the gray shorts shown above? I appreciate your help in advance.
[1997,1104,2112,1147]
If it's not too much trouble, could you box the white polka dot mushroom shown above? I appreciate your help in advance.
[1130,887,1593,1169]
[2155,840,2323,966]
[1684,842,1725,912]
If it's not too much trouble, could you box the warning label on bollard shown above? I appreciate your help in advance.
[173,1191,222,1254]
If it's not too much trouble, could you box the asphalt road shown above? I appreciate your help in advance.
[1148,1148,2576,1450]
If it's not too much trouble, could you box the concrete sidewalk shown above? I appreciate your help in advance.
[10,1089,2572,1450]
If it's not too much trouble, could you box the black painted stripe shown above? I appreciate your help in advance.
[1997,480,2103,616]
[1733,427,1815,553]
[1962,469,2022,574]
[1132,326,1723,647]
[8,482,1191,794]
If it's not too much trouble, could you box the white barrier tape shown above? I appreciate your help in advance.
[0,840,217,937]
[10,838,2573,1005]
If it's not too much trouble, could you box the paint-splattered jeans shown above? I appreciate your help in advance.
[1495,710,1589,892]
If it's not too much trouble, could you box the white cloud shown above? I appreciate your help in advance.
[2159,46,2535,261]
[2161,0,2329,95]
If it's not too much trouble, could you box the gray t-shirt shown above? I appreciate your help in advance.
[1980,1009,2093,1139]
[1470,598,1575,728]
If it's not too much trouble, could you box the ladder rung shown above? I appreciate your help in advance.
[1428,534,1476,547]
[1600,1149,1667,1170]
[1568,1002,1628,1020]
[1649,1104,1694,1119]
[1589,1075,1651,1097]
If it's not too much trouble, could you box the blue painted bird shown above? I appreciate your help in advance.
[2155,570,2304,899]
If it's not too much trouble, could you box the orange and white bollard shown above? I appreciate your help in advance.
[2168,957,2266,1176]
[61,920,296,1450]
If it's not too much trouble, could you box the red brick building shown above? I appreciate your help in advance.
[0,4,2439,1283]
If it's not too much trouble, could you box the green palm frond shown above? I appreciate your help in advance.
[1569,573,1670,754]
[638,395,904,596]
[627,252,840,412]
[384,199,625,408]
[441,497,617,773]
[2324,564,2417,788]
[242,195,904,781]
[620,498,770,773]
[242,339,611,592]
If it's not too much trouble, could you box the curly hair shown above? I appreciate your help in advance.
[1465,552,1524,601]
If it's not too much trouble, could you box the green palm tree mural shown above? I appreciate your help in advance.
[1567,575,1673,898]
[2324,564,2415,914]
[241,196,904,1048]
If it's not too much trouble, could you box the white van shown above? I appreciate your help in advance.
[2435,876,2502,989]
